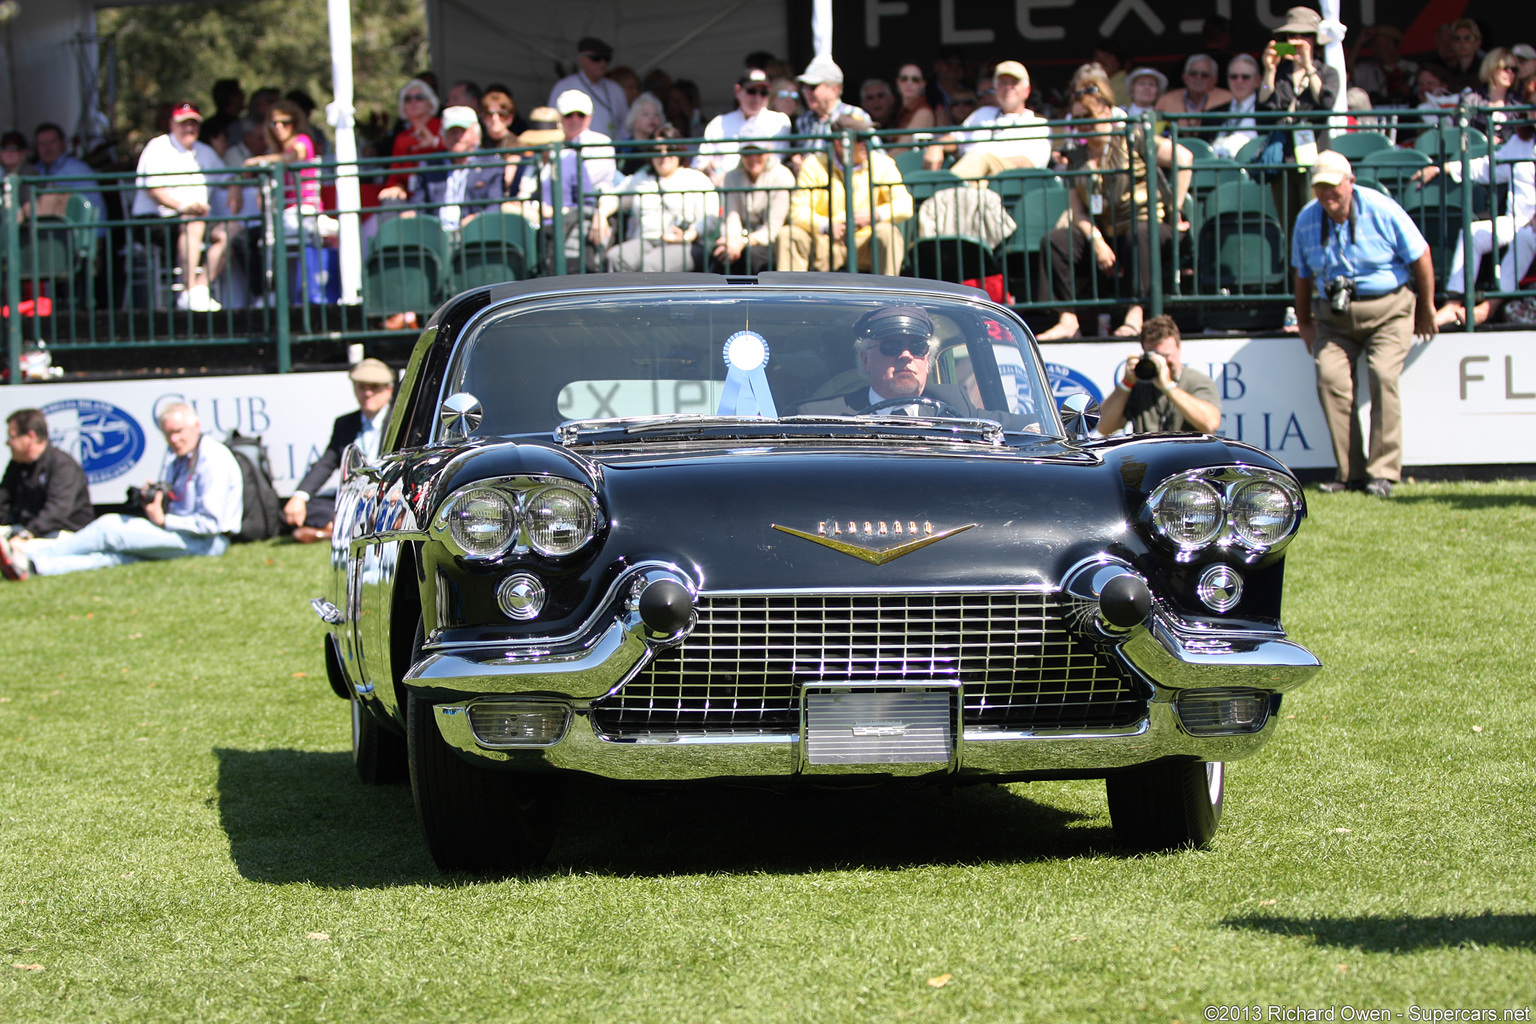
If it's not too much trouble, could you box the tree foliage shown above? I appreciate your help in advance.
[98,0,428,148]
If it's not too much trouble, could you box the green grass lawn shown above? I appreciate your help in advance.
[3,480,1533,1023]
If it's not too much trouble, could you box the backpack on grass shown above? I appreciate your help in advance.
[225,430,285,542]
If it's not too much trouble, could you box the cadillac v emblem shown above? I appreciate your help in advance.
[771,519,977,565]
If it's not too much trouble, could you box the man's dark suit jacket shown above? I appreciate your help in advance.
[296,410,363,498]
[796,381,979,417]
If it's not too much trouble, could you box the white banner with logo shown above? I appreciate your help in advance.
[2,334,1532,506]
[1039,332,1536,470]
[1,372,355,504]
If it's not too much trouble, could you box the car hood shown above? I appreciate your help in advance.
[500,439,1136,591]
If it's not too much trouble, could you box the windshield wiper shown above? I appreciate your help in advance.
[557,413,1007,446]
[555,415,769,443]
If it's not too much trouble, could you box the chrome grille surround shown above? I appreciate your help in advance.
[589,591,1147,739]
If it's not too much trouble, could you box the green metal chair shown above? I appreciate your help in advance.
[364,215,450,318]
[1358,148,1434,195]
[1328,132,1393,161]
[1001,179,1070,303]
[1194,180,1287,294]
[453,212,534,289]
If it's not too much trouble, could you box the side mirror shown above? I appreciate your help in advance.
[439,392,483,441]
[1059,392,1101,440]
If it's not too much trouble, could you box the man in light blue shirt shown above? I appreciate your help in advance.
[1292,150,1436,498]
[32,123,106,228]
[18,403,244,577]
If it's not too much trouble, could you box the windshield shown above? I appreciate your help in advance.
[444,290,1058,439]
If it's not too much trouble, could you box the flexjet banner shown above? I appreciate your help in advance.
[794,0,1455,81]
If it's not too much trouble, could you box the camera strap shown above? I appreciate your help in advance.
[166,438,201,503]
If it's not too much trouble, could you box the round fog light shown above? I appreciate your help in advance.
[498,573,546,620]
[1196,564,1244,612]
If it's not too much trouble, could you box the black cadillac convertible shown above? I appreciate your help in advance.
[310,273,1320,871]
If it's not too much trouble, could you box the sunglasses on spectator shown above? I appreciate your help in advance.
[743,86,770,97]
[898,74,924,83]
[582,52,611,62]
[1229,72,1255,80]
[484,107,514,118]
[874,339,927,357]
[1072,85,1100,98]
[403,94,429,103]
[270,118,294,127]
[1187,68,1214,77]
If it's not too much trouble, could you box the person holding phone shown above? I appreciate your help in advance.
[1259,7,1340,157]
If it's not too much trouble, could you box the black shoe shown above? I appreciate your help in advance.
[1364,479,1395,498]
[1316,480,1348,493]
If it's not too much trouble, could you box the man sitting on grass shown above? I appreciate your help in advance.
[0,403,242,580]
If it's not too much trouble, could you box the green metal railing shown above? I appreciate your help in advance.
[5,107,1532,383]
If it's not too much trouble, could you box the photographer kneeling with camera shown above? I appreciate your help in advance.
[2,403,242,580]
[1292,151,1437,499]
[1097,315,1222,436]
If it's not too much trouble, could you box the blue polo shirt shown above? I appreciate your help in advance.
[1291,183,1427,298]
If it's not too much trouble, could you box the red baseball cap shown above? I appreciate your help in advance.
[171,103,202,123]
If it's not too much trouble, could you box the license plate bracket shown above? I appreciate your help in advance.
[801,683,959,771]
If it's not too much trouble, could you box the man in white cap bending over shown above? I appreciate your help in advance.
[1291,150,1436,500]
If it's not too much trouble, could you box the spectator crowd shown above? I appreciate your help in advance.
[2,10,1535,332]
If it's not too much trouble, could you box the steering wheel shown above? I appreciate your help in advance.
[858,395,967,418]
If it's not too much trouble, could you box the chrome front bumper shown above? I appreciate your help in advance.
[405,582,1321,781]
[430,696,1282,779]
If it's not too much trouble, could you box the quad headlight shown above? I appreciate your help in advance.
[433,477,602,560]
[525,485,597,557]
[444,487,518,557]
[1144,466,1303,559]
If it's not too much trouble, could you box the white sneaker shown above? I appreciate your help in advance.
[174,289,190,310]
[186,285,222,312]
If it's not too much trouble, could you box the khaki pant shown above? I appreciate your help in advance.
[1312,284,1415,483]
[775,223,905,276]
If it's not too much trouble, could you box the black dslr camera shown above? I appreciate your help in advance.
[1326,275,1355,315]
[127,483,169,508]
[1134,355,1160,381]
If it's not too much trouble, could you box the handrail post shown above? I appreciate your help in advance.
[839,131,857,273]
[264,169,292,370]
[575,142,588,273]
[1457,104,1475,333]
[1141,115,1164,317]
[551,143,566,277]
[3,177,20,385]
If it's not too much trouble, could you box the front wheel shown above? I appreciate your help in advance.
[1106,760,1224,851]
[406,690,562,873]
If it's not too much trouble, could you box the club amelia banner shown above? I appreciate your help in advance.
[2,333,1531,505]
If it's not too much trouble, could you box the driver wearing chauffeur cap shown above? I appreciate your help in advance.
[796,306,983,417]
